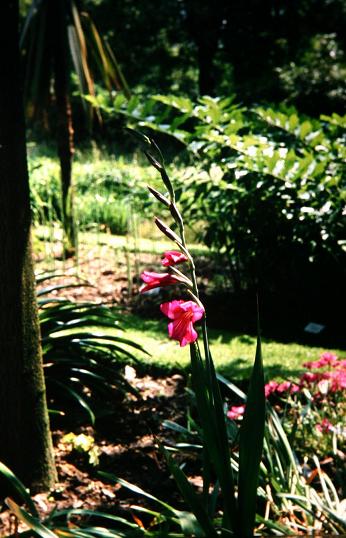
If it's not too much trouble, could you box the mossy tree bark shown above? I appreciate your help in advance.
[0,0,56,493]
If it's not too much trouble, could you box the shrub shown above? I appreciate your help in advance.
[95,92,346,333]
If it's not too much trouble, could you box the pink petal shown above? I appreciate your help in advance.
[178,301,205,322]
[179,324,198,347]
[141,271,169,282]
[162,250,188,267]
[170,317,190,342]
[160,300,185,319]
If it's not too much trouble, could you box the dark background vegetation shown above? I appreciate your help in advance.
[85,0,346,114]
[20,0,346,346]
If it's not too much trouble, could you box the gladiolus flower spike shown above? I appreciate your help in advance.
[160,300,205,347]
[161,250,188,267]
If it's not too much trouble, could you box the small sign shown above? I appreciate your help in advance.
[304,322,325,334]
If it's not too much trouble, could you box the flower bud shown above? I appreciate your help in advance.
[148,186,170,207]
[155,217,182,246]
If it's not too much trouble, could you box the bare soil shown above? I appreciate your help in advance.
[0,372,191,536]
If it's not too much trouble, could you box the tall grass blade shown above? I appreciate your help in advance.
[160,445,216,537]
[0,462,38,517]
[238,324,265,536]
[6,498,57,538]
[189,343,237,532]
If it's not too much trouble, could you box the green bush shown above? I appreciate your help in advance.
[94,92,346,333]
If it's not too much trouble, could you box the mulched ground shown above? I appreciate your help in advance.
[0,242,202,535]
[0,371,193,536]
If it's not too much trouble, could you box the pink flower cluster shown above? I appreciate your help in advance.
[228,351,345,423]
[140,250,204,347]
[265,380,299,398]
[303,352,339,369]
[227,405,246,420]
[264,352,346,399]
[300,352,346,395]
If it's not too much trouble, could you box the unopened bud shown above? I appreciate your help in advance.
[145,151,174,199]
[161,169,174,200]
[145,151,163,172]
[148,186,170,207]
[155,217,182,246]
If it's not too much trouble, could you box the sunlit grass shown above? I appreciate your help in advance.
[120,313,345,381]
[34,226,207,256]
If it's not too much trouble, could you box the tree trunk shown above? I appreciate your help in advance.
[0,0,56,493]
[184,0,223,96]
[55,86,77,258]
[53,0,77,258]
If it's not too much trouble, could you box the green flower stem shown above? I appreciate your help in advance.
[149,146,239,534]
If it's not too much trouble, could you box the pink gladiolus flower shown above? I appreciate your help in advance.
[227,405,246,420]
[140,271,184,293]
[161,250,188,267]
[160,300,205,347]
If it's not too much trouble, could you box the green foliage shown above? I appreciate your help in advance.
[28,150,156,235]
[163,374,345,534]
[81,0,346,111]
[38,274,147,423]
[96,93,346,322]
[2,361,344,535]
[61,432,101,465]
[238,331,265,535]
[21,0,129,123]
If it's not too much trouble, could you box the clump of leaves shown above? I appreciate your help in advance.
[61,432,101,465]
[38,273,147,424]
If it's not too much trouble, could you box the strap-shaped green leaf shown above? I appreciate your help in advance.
[160,444,216,537]
[238,328,265,536]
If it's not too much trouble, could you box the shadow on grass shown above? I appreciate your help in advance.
[217,358,305,382]
[121,312,344,381]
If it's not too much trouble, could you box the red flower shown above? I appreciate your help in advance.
[160,300,205,347]
[227,405,246,420]
[316,418,333,433]
[265,380,279,398]
[140,271,184,293]
[277,381,292,393]
[303,352,338,369]
[162,250,188,267]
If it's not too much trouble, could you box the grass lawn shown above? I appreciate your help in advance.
[121,313,345,381]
